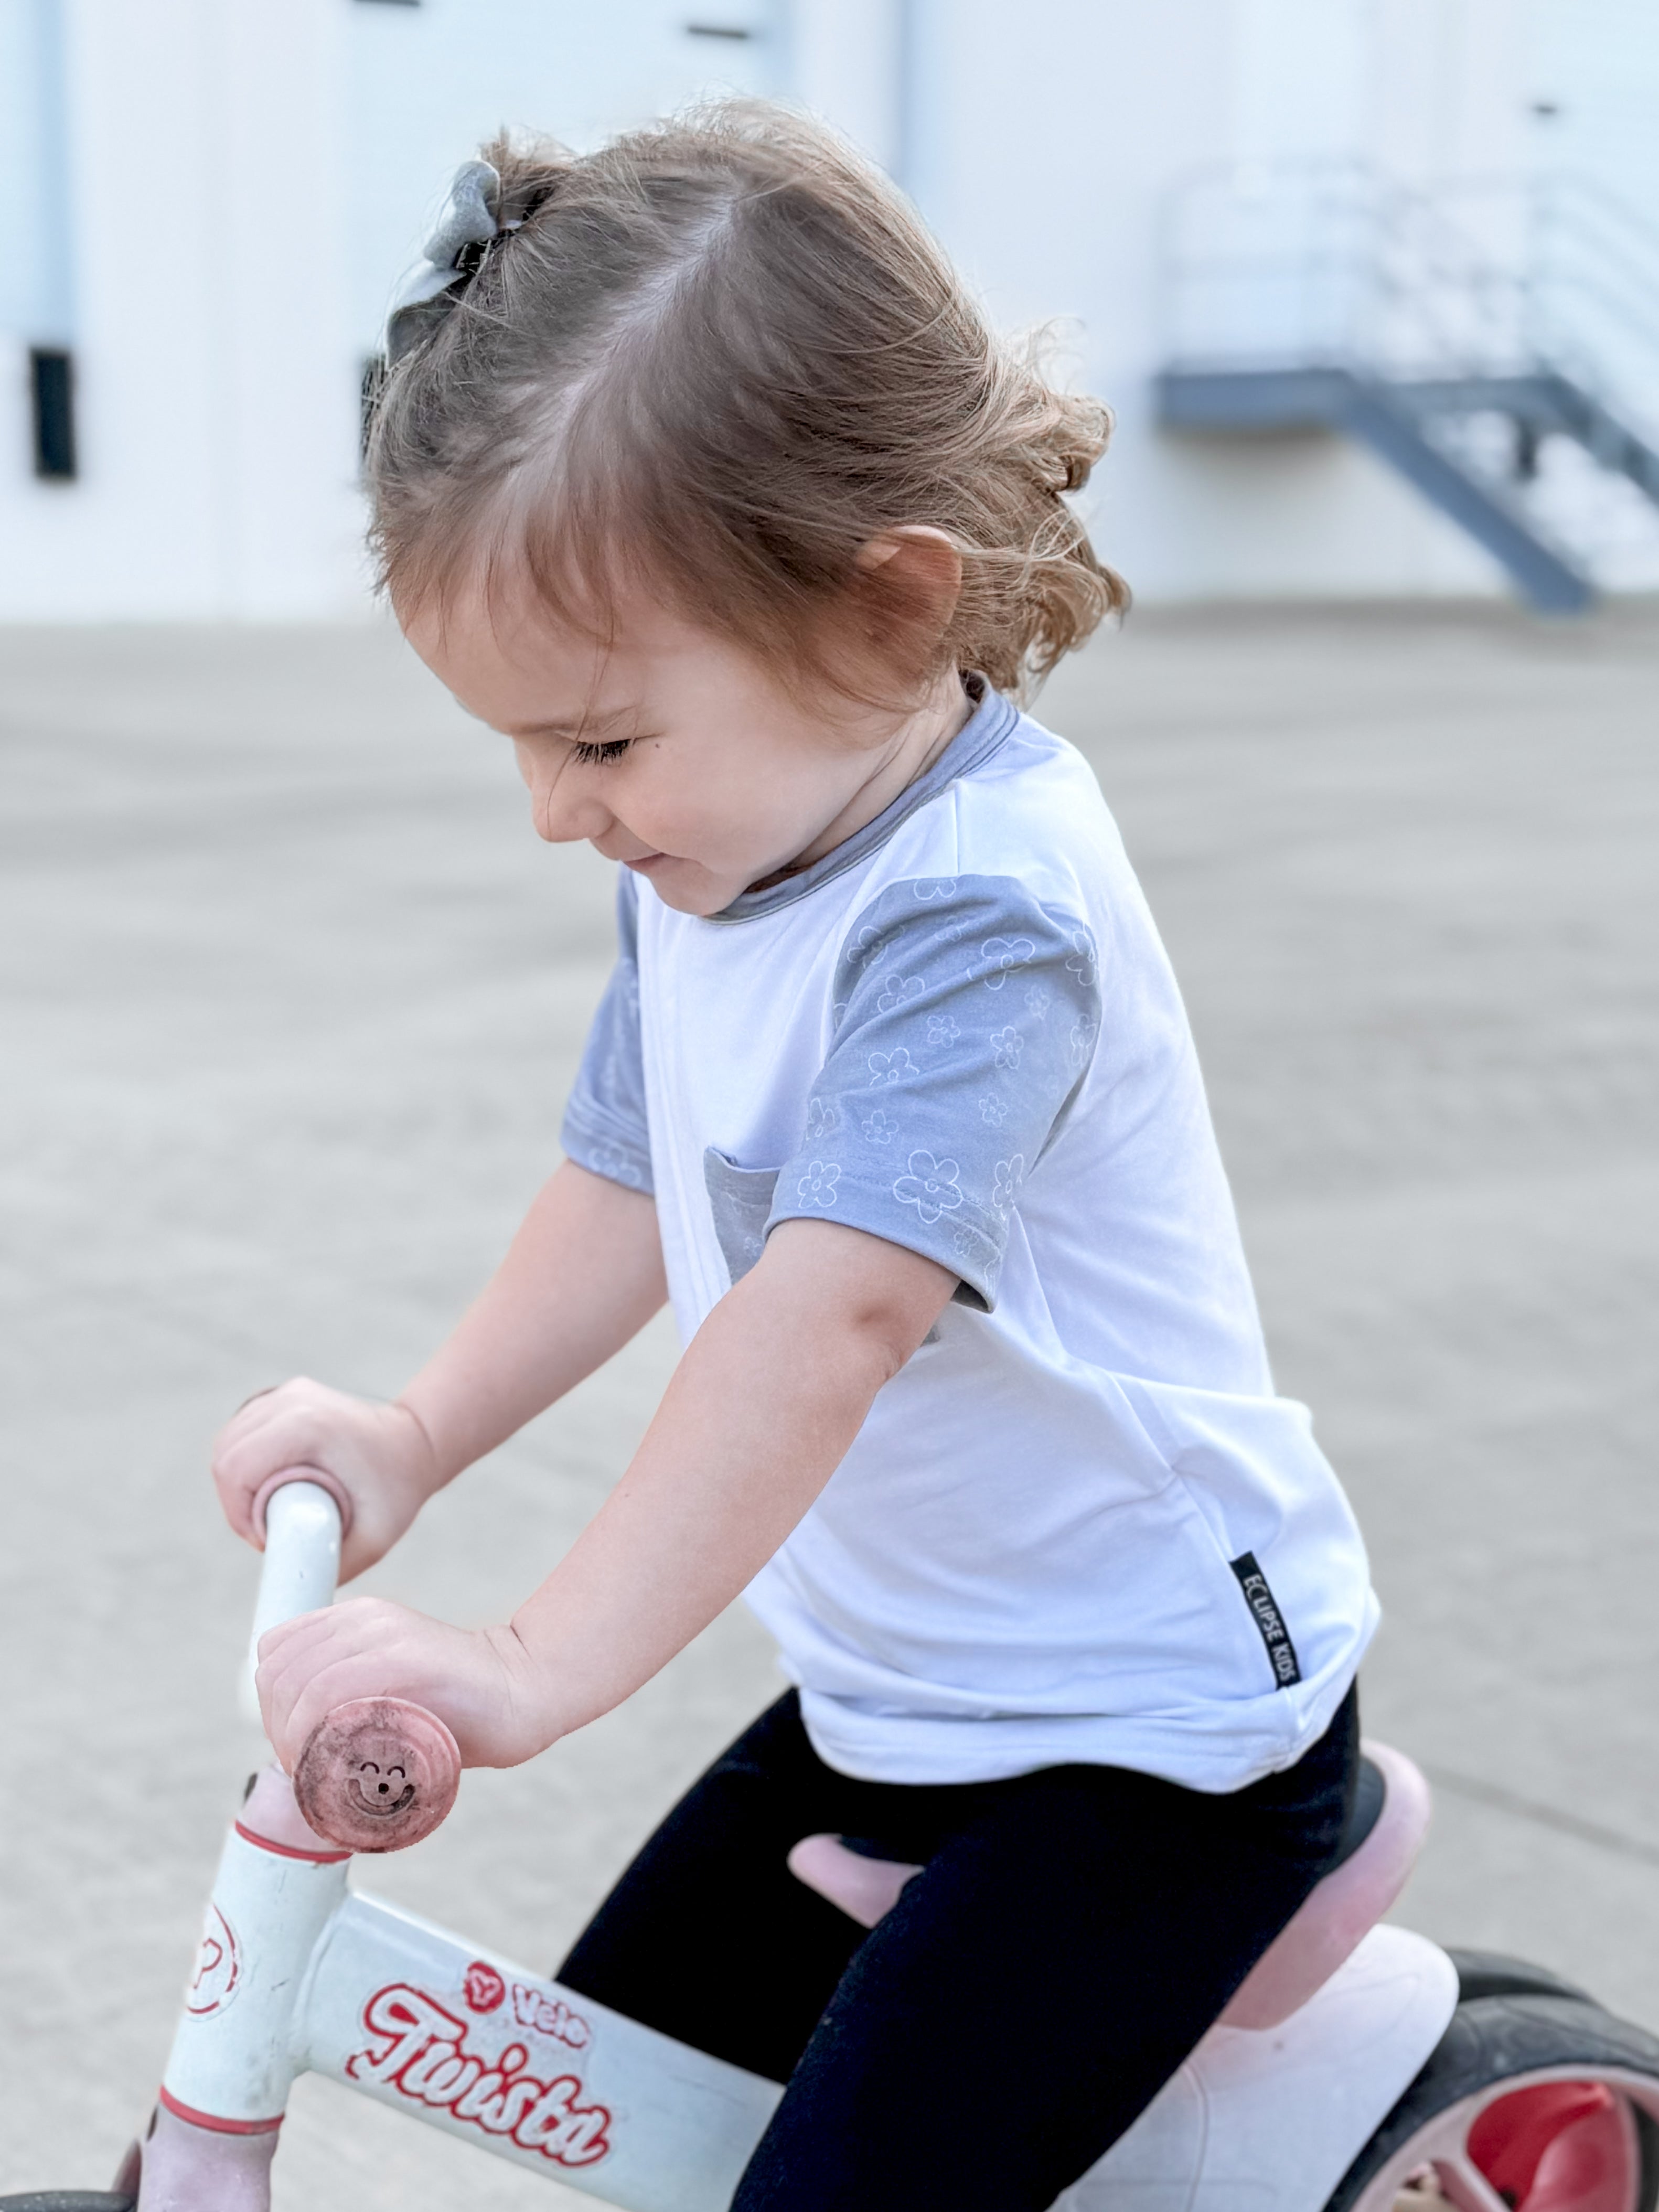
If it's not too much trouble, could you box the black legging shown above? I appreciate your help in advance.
[559,1686,1358,2211]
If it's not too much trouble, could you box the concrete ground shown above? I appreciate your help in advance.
[2,603,1656,2204]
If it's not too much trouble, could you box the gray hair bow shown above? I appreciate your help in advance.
[384,160,517,363]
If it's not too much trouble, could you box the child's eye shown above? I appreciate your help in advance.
[570,738,632,767]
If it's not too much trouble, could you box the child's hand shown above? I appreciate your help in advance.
[256,1597,546,1773]
[212,1379,444,1583]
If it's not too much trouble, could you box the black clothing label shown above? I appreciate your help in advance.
[1230,1552,1303,1689]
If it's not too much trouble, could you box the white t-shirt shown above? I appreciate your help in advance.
[563,683,1377,1790]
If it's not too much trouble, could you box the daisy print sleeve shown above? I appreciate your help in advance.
[561,870,654,1195]
[766,876,1103,1308]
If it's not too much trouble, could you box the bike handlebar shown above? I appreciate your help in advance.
[250,1475,345,1672]
[243,1468,462,1854]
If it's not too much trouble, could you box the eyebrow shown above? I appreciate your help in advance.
[512,705,640,741]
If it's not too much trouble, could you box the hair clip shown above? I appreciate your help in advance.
[383,159,519,364]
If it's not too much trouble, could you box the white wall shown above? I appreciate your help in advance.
[900,0,1539,602]
[0,0,363,619]
[788,0,904,175]
[1527,0,1659,215]
[0,0,781,622]
[344,2,778,356]
[1,0,1653,619]
[0,0,74,342]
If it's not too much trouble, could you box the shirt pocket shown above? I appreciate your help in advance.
[703,1148,782,1288]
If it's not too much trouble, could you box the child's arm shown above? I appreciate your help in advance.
[212,1160,666,1580]
[254,1217,956,1771]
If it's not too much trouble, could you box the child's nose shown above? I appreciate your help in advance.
[526,763,612,846]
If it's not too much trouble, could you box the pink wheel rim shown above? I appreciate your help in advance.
[1354,2064,1656,2211]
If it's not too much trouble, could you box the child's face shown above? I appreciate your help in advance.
[407,584,934,916]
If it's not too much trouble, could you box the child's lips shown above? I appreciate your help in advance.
[622,850,669,873]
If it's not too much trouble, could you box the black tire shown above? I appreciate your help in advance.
[0,2198,136,2210]
[1327,1994,1659,2211]
[1447,1947,1596,2007]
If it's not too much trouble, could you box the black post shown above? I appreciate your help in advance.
[29,347,77,481]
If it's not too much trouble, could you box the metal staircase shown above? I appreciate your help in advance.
[1155,164,1659,610]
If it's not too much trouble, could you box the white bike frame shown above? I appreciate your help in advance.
[146,1480,1460,2212]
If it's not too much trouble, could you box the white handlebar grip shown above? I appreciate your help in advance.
[239,1474,345,1723]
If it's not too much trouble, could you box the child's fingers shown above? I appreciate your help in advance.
[231,1383,281,1419]
[215,1411,329,1496]
[255,1605,342,1670]
[212,1431,308,1541]
[256,1604,393,1767]
[211,1379,304,1457]
[253,1610,345,1730]
[211,1382,344,1540]
[261,1650,378,1773]
[255,1600,506,1773]
[256,1598,407,1683]
[218,1380,337,1456]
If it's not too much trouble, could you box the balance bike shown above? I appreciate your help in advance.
[8,1468,1659,2212]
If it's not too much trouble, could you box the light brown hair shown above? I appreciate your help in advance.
[367,101,1127,704]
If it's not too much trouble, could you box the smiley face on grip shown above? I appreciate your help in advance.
[293,1697,462,1853]
[348,1756,416,1820]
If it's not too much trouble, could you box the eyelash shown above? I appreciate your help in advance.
[570,738,632,767]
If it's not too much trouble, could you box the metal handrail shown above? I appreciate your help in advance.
[1160,158,1659,437]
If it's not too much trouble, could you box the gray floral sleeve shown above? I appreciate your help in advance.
[561,870,653,1195]
[766,875,1103,1308]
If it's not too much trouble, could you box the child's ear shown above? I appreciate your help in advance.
[851,527,964,669]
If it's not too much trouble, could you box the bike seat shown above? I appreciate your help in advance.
[1218,1739,1431,2029]
[787,1740,1431,2035]
[788,1832,919,1928]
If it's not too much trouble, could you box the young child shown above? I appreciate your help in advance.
[213,103,1376,2210]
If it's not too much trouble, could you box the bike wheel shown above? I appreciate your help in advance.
[1447,1950,1596,2008]
[1329,1994,1659,2211]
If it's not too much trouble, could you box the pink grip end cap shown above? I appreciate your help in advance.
[250,1464,355,1544]
[292,1697,461,1853]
